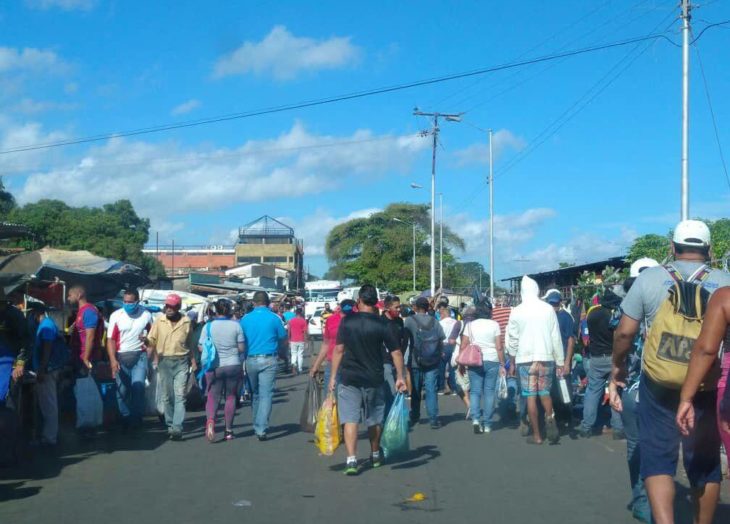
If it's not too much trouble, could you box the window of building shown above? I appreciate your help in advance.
[237,256,262,264]
[263,256,288,263]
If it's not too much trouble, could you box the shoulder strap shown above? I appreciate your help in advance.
[664,264,684,284]
[688,265,711,284]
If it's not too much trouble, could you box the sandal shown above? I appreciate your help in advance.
[206,419,215,443]
[526,437,544,445]
[224,429,234,441]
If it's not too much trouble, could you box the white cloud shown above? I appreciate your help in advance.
[16,122,427,234]
[213,25,360,80]
[0,47,69,74]
[285,208,381,257]
[0,116,69,173]
[9,98,77,114]
[170,99,200,116]
[453,129,527,167]
[24,0,96,10]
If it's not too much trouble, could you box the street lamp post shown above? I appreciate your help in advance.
[393,218,416,291]
[438,192,443,293]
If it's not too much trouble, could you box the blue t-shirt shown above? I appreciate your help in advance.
[241,307,287,357]
[33,317,69,371]
[283,311,295,323]
[556,310,575,356]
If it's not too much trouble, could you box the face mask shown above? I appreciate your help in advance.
[123,302,139,315]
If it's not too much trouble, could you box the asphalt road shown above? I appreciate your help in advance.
[1,342,728,524]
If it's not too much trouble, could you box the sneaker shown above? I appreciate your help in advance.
[483,425,492,434]
[437,391,446,396]
[546,415,559,444]
[430,420,442,429]
[225,430,235,441]
[205,419,215,443]
[578,428,592,439]
[612,430,626,441]
[257,433,268,442]
[371,451,382,468]
[169,431,183,441]
[344,459,358,476]
[473,422,483,435]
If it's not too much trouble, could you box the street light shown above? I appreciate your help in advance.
[392,218,416,292]
[438,192,443,293]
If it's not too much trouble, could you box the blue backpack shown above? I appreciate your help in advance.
[197,321,219,380]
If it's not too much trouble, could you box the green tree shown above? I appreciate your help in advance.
[0,177,17,218]
[8,198,165,277]
[627,234,671,264]
[325,202,468,292]
[708,219,730,262]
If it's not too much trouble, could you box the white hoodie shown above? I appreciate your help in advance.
[506,276,564,366]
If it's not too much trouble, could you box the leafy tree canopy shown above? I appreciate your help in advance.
[628,219,730,266]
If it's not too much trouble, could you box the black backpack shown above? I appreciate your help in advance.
[414,316,443,368]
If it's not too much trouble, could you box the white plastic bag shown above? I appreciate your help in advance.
[558,377,571,404]
[74,375,103,428]
[497,374,508,400]
[145,368,164,416]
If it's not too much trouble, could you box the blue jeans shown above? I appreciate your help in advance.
[622,385,651,520]
[116,351,148,426]
[246,355,277,436]
[158,356,189,434]
[581,355,623,433]
[438,345,457,392]
[468,361,500,428]
[410,366,439,423]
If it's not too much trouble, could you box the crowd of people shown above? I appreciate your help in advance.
[1,218,730,523]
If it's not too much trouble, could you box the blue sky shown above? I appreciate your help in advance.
[2,0,729,281]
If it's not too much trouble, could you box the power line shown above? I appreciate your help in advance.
[0,29,685,157]
[692,36,730,190]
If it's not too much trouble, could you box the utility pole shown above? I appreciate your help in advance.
[439,192,443,293]
[171,239,175,277]
[413,108,462,297]
[488,129,495,304]
[681,0,691,220]
[412,222,416,292]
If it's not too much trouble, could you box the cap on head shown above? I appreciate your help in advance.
[629,257,659,278]
[673,220,711,247]
[545,291,562,305]
[164,293,182,308]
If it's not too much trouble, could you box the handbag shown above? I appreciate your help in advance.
[456,323,483,367]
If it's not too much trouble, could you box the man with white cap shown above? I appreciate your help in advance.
[612,220,730,524]
[147,294,196,440]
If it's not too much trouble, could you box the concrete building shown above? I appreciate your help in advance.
[235,216,304,288]
[142,246,235,275]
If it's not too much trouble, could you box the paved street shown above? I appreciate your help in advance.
[1,343,728,524]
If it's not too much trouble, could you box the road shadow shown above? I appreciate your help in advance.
[675,483,730,522]
[389,445,441,470]
[265,423,301,441]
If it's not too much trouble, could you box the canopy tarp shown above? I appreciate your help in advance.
[0,248,149,302]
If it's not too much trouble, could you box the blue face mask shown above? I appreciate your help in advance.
[123,302,139,315]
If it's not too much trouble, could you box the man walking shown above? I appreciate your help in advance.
[613,220,730,524]
[241,291,287,441]
[405,297,445,429]
[580,289,625,439]
[107,289,152,431]
[147,294,195,440]
[329,285,406,475]
[287,307,308,375]
[438,303,458,395]
[545,291,576,435]
[506,276,564,445]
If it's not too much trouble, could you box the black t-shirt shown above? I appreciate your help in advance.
[586,306,614,357]
[337,312,401,388]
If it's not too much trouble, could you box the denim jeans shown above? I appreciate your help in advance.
[410,366,439,423]
[621,385,651,520]
[581,355,623,432]
[116,351,148,426]
[246,355,277,436]
[468,361,500,428]
[158,356,189,434]
[438,345,457,392]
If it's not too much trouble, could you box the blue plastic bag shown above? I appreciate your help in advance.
[381,392,409,459]
[197,321,219,381]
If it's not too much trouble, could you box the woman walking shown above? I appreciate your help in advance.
[200,299,244,442]
[462,302,505,434]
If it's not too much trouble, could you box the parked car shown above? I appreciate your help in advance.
[307,308,324,338]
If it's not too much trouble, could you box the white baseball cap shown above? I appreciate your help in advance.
[630,257,659,278]
[673,220,711,247]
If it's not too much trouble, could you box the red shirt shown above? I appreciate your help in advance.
[323,312,342,360]
[288,316,307,343]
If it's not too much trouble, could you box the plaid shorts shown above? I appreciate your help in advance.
[518,361,555,397]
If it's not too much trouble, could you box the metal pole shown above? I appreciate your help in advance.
[681,0,691,220]
[171,239,175,276]
[439,192,443,293]
[488,129,495,303]
[412,223,416,292]
[430,115,438,297]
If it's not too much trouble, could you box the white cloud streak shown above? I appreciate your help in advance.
[213,25,360,80]
[453,129,527,167]
[170,99,201,116]
[0,47,69,74]
[24,0,96,10]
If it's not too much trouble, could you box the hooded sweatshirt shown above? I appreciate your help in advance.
[506,276,564,366]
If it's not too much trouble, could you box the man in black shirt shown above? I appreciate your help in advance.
[580,289,625,439]
[330,285,406,475]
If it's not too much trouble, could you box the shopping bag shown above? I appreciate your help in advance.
[314,394,340,456]
[381,392,410,459]
[300,376,322,432]
[558,377,571,405]
[145,368,164,416]
[74,375,103,428]
[497,374,508,400]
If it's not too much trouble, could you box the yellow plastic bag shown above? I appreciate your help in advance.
[314,394,340,456]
